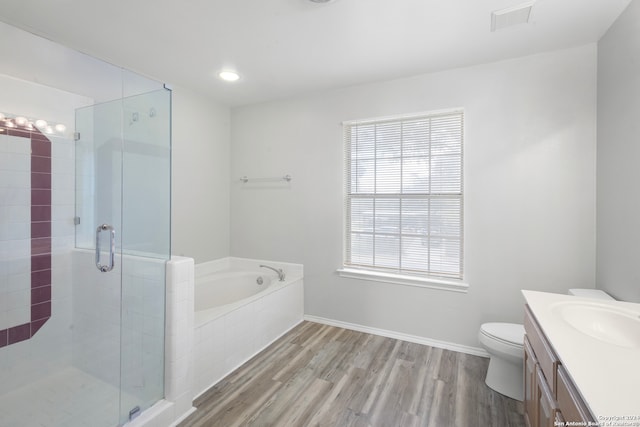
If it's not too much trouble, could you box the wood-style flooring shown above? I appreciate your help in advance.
[179,321,524,427]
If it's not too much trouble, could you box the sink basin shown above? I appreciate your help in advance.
[552,302,640,348]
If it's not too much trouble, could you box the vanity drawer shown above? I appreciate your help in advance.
[524,305,559,394]
[557,365,596,424]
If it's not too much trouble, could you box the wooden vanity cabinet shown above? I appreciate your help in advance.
[536,366,560,427]
[523,305,597,427]
[523,337,538,427]
[557,365,594,422]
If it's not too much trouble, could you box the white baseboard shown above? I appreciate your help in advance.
[304,315,489,358]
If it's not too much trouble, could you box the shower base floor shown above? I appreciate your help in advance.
[0,367,137,427]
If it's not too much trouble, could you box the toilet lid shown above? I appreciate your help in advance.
[481,323,524,346]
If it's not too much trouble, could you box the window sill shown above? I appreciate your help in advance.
[336,268,469,293]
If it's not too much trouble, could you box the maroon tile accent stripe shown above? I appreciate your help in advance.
[31,156,51,173]
[31,269,51,288]
[32,189,52,205]
[32,254,52,272]
[31,286,51,305]
[32,237,52,255]
[31,302,51,322]
[8,324,31,345]
[31,172,51,190]
[0,121,52,347]
[6,128,31,139]
[31,206,51,222]
[31,139,51,157]
[30,318,48,337]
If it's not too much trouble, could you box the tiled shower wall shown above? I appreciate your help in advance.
[0,73,89,394]
[0,124,75,393]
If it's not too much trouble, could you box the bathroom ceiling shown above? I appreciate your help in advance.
[0,0,631,107]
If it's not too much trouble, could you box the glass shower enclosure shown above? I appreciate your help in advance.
[73,88,172,425]
[0,67,171,426]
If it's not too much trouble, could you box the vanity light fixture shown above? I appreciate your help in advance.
[219,71,240,82]
[1,113,67,136]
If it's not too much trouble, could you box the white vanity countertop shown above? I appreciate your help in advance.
[522,290,640,422]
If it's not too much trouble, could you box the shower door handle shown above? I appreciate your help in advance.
[96,224,115,272]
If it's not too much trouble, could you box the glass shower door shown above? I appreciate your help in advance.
[119,88,171,423]
[74,87,171,426]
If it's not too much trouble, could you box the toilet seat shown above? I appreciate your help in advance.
[479,322,524,363]
[480,323,524,347]
[478,322,525,400]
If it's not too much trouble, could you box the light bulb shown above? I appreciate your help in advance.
[15,116,27,126]
[45,126,54,134]
[55,124,66,133]
[35,119,47,128]
[219,71,240,82]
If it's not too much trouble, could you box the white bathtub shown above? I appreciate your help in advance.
[196,271,273,309]
[195,270,278,325]
[193,257,304,397]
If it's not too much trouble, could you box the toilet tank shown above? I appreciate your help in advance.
[568,288,614,300]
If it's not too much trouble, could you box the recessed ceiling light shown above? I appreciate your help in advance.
[219,71,240,82]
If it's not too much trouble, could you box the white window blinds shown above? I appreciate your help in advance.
[344,110,464,280]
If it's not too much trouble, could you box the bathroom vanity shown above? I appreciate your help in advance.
[522,291,640,427]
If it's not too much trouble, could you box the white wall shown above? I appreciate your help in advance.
[171,85,231,263]
[0,21,160,104]
[230,45,598,348]
[597,0,640,303]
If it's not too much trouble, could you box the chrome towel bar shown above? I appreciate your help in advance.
[240,174,292,183]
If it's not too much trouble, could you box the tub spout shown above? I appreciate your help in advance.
[260,264,285,281]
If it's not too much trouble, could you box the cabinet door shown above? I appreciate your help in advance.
[537,366,559,427]
[524,336,538,427]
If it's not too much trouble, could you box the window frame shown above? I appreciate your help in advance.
[339,108,467,292]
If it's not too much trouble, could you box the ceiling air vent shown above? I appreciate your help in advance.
[491,2,534,32]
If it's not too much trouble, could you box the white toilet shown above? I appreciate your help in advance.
[479,288,614,401]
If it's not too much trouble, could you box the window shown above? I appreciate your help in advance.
[343,109,464,282]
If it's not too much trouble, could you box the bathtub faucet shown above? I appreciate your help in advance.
[260,264,285,281]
